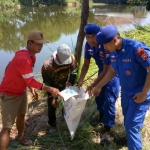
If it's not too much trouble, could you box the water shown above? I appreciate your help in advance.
[0,5,150,82]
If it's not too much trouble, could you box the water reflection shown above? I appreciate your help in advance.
[93,5,150,30]
[0,5,150,82]
[0,6,98,82]
[0,6,80,51]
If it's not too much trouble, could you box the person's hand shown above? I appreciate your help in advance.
[133,92,147,103]
[92,86,102,97]
[42,85,63,98]
[66,82,72,87]
[52,99,59,108]
[30,88,38,101]
[77,81,83,88]
[50,87,63,98]
[86,85,93,96]
[43,58,50,68]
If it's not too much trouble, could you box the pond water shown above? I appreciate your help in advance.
[0,5,150,82]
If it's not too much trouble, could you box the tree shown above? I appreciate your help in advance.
[75,0,89,64]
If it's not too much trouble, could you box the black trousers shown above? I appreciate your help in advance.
[47,92,57,127]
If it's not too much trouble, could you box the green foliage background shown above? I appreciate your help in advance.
[0,0,81,7]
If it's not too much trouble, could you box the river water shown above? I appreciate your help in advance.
[0,5,150,82]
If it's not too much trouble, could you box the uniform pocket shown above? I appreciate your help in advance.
[122,63,132,77]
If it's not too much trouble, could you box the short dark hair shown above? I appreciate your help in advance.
[27,40,35,45]
[116,32,121,38]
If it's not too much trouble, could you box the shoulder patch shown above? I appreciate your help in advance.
[136,48,149,61]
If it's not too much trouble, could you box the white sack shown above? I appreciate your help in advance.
[61,86,89,140]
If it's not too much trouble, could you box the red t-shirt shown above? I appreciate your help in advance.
[0,49,43,96]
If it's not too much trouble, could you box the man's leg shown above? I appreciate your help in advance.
[100,89,118,145]
[0,94,20,149]
[102,88,118,128]
[47,93,57,130]
[0,128,11,150]
[16,114,25,139]
[124,98,149,150]
[95,86,106,124]
[16,92,33,145]
[113,91,128,146]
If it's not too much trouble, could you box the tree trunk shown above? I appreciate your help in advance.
[75,0,89,64]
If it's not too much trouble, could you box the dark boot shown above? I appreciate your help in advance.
[103,125,110,133]
[100,125,111,145]
[114,136,127,146]
[98,112,104,123]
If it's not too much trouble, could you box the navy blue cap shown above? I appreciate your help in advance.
[96,25,118,44]
[84,23,101,35]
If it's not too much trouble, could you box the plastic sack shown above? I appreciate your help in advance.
[61,86,89,140]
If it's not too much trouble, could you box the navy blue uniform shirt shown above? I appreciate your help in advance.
[84,42,111,74]
[84,42,119,93]
[110,38,150,98]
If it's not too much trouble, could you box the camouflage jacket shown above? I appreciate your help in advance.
[41,54,77,90]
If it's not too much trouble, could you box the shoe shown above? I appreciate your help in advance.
[90,118,103,126]
[100,132,111,146]
[114,136,127,146]
[15,136,33,146]
[49,127,57,133]
[103,125,110,133]
[91,120,103,126]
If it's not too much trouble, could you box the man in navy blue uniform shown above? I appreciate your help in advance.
[78,24,119,144]
[93,25,150,150]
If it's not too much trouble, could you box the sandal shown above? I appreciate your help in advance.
[16,136,33,146]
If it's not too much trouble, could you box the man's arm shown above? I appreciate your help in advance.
[91,48,112,87]
[91,64,111,87]
[133,66,150,103]
[133,45,150,103]
[142,66,150,93]
[42,85,62,98]
[92,67,116,96]
[16,57,62,98]
[78,58,90,87]
[28,86,38,101]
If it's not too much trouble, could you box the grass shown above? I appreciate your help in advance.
[1,25,150,150]
[121,24,150,46]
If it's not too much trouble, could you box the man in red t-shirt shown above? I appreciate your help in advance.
[0,30,62,150]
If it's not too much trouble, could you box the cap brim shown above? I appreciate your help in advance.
[34,39,49,44]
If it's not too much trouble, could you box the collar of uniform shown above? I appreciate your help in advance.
[92,46,99,54]
[116,38,126,56]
